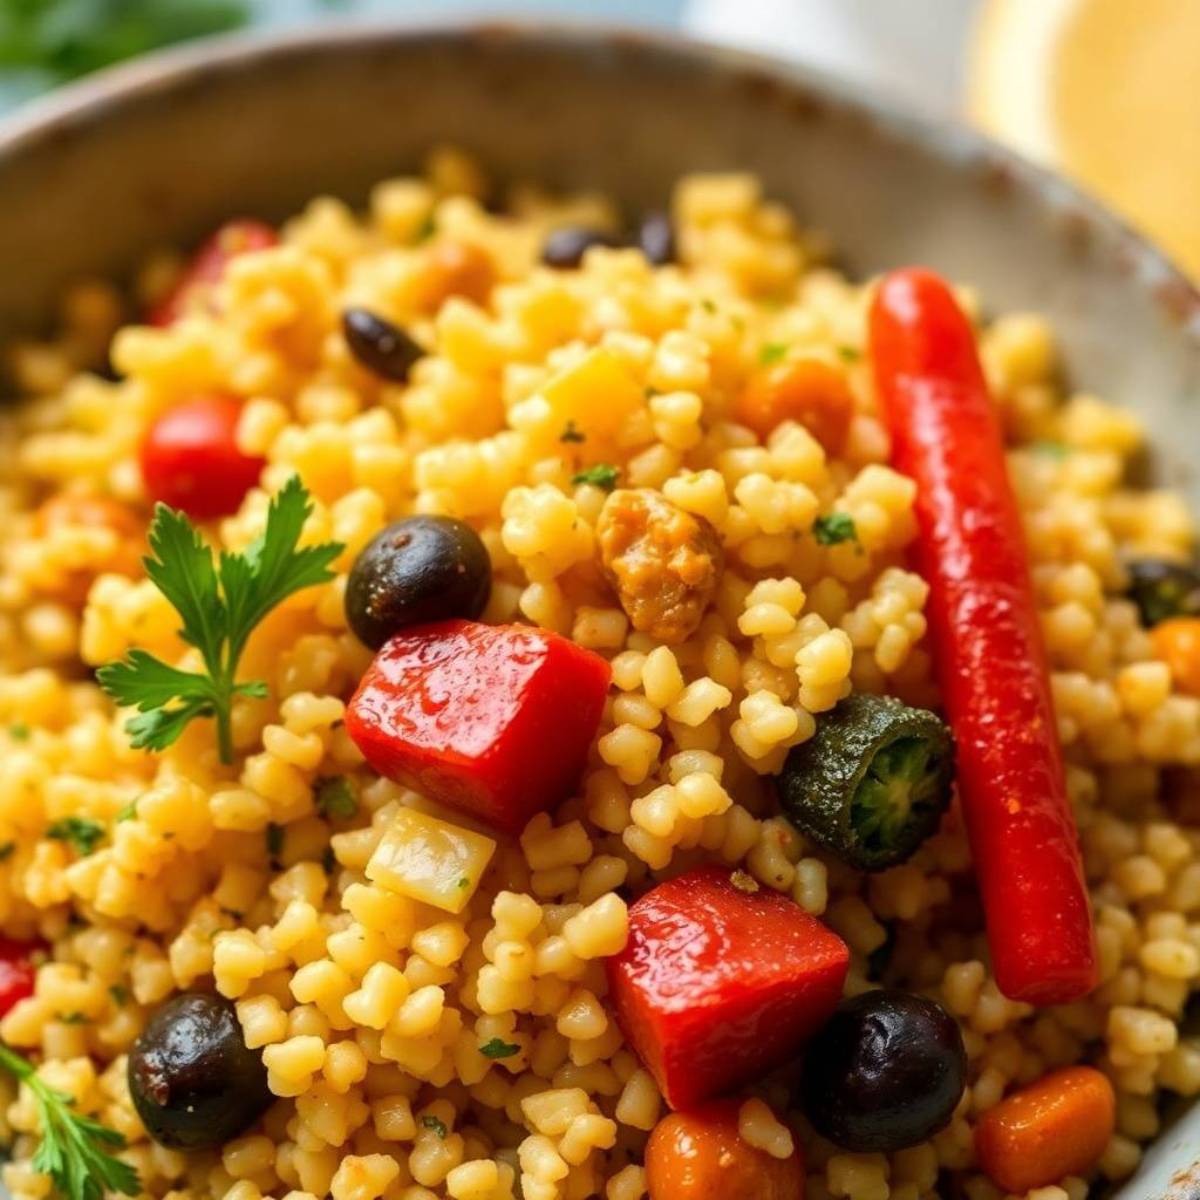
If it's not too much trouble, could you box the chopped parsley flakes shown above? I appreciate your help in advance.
[813,512,858,547]
[571,464,620,491]
[478,1037,521,1059]
[420,1115,447,1139]
[758,342,788,366]
[46,817,105,857]
[315,776,356,820]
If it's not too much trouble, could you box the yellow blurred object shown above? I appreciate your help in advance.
[968,0,1200,280]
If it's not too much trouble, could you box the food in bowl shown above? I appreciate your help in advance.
[0,146,1197,1200]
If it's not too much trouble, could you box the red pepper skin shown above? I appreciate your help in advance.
[869,268,1097,1006]
[0,937,45,1017]
[607,865,849,1110]
[140,394,265,520]
[149,219,277,327]
[345,620,611,834]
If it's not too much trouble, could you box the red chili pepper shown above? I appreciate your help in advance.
[149,219,277,327]
[869,268,1097,1005]
[345,619,611,834]
[140,394,265,519]
[607,865,849,1110]
[0,937,45,1017]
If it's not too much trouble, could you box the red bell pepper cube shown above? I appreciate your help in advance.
[0,937,45,1017]
[149,219,277,326]
[607,864,849,1110]
[345,619,611,834]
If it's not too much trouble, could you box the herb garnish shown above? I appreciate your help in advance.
[108,985,128,1006]
[759,342,788,366]
[1031,440,1070,460]
[46,818,104,857]
[572,464,620,491]
[837,345,861,363]
[0,1042,139,1200]
[114,801,137,823]
[478,1037,520,1059]
[97,477,342,764]
[315,777,356,820]
[420,1115,447,1139]
[813,512,858,547]
[8,723,29,742]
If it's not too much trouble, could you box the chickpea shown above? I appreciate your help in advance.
[644,1101,804,1200]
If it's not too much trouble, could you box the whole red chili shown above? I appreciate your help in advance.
[869,268,1097,1006]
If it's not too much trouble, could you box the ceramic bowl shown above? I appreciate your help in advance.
[0,19,1197,1195]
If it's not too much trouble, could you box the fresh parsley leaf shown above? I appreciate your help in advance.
[700,298,717,314]
[478,1037,520,1059]
[115,800,137,823]
[559,420,585,444]
[0,843,13,863]
[97,477,342,764]
[572,464,619,491]
[108,985,128,1006]
[8,723,29,741]
[837,345,861,362]
[45,817,104,857]
[0,1041,139,1200]
[457,877,470,890]
[266,823,284,861]
[315,777,356,821]
[420,1115,447,1139]
[1031,440,1070,460]
[813,512,858,547]
[759,342,788,365]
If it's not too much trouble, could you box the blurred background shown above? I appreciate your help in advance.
[0,0,1196,280]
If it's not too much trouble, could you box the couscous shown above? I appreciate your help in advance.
[0,148,1198,1200]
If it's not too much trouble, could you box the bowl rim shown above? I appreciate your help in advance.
[0,13,1196,339]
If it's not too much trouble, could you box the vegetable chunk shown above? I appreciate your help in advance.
[607,864,849,1110]
[346,620,611,833]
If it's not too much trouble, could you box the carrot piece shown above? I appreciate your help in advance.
[1152,617,1200,695]
[736,358,854,452]
[645,1101,805,1200]
[974,1066,1115,1193]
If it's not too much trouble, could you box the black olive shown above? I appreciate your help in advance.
[342,307,423,382]
[128,991,271,1150]
[799,989,966,1152]
[637,212,676,265]
[345,515,492,648]
[541,227,621,269]
[1126,558,1200,627]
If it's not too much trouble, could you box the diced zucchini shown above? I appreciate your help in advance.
[775,693,955,871]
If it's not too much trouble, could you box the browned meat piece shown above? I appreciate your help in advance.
[596,488,722,644]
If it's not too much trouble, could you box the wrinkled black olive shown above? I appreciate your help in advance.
[129,992,271,1150]
[342,307,423,382]
[799,989,966,1152]
[1125,558,1200,627]
[637,212,676,265]
[541,227,620,269]
[345,515,492,649]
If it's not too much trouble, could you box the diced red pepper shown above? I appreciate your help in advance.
[140,394,265,519]
[148,219,277,327]
[0,937,45,1017]
[607,865,849,1110]
[345,619,611,834]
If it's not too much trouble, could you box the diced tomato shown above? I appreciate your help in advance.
[140,395,265,519]
[149,219,277,327]
[345,620,611,834]
[0,937,45,1017]
[607,865,849,1110]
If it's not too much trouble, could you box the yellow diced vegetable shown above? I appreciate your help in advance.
[540,347,644,440]
[365,808,496,914]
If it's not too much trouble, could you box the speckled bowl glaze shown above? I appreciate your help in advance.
[0,18,1198,1195]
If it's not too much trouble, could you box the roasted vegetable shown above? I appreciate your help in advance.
[775,693,954,871]
[1126,558,1200,627]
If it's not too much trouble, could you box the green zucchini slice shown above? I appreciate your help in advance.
[775,693,955,871]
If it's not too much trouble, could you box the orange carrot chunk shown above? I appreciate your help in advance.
[1152,617,1200,695]
[974,1065,1115,1193]
[736,358,854,452]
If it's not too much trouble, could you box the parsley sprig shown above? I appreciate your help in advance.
[97,477,342,764]
[0,1042,139,1200]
